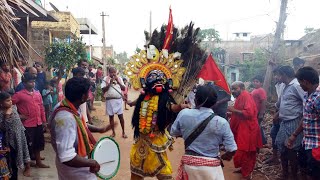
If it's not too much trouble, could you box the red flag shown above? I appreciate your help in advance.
[162,7,173,50]
[198,54,231,94]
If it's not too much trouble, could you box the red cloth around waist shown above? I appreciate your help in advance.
[176,155,221,180]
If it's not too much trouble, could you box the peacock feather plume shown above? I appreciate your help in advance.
[144,22,207,103]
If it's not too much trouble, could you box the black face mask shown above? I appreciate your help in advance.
[145,70,168,94]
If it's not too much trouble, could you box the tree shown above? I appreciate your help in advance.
[45,39,86,78]
[199,28,222,54]
[198,28,221,42]
[238,49,268,82]
[304,27,316,34]
[263,0,289,94]
[114,51,129,64]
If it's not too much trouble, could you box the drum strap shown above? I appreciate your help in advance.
[50,99,96,157]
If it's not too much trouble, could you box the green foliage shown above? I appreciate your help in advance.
[199,28,222,53]
[135,47,141,53]
[71,38,87,60]
[304,27,316,34]
[107,57,115,64]
[238,49,268,82]
[95,84,102,101]
[45,39,86,77]
[114,51,129,64]
[198,28,221,42]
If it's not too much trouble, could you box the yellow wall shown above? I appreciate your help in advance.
[31,11,80,38]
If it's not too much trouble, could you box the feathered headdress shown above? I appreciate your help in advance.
[125,20,206,103]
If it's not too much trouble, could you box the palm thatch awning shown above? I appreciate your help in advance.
[0,0,57,67]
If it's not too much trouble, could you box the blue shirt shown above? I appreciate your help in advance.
[15,82,38,92]
[276,79,305,121]
[170,107,237,158]
[42,89,53,105]
[36,72,46,93]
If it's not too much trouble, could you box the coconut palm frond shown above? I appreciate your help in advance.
[0,0,31,66]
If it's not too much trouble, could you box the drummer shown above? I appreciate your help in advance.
[50,77,114,180]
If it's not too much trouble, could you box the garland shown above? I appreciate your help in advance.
[139,94,159,137]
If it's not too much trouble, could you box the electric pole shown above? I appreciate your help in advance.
[149,11,152,36]
[101,12,109,76]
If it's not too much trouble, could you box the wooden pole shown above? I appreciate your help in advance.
[263,0,288,94]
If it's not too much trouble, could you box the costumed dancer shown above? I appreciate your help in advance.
[126,8,207,179]
[126,47,189,180]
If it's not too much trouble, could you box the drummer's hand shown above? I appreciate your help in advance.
[89,159,100,173]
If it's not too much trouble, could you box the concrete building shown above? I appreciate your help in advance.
[90,46,114,59]
[205,33,274,84]
[232,32,251,41]
[25,11,98,63]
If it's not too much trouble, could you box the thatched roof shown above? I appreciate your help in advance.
[0,0,34,66]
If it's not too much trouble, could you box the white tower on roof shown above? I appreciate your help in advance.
[233,32,251,41]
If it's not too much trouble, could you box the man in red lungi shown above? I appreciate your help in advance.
[228,81,263,180]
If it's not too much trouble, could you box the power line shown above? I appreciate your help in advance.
[213,11,276,26]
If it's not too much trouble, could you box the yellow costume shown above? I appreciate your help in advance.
[130,130,173,178]
[125,47,185,178]
[125,14,206,178]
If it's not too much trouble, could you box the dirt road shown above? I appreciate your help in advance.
[19,89,242,180]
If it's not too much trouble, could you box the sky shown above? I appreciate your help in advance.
[44,0,320,56]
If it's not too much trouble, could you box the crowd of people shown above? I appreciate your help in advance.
[0,58,130,179]
[0,55,319,180]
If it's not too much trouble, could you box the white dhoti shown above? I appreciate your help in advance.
[177,155,224,180]
[105,98,123,116]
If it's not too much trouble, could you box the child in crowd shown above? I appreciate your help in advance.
[50,79,59,109]
[50,77,64,103]
[0,92,31,178]
[122,78,129,110]
[0,61,12,93]
[42,82,53,121]
[0,131,10,180]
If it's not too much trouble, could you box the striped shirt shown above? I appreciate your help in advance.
[303,90,320,150]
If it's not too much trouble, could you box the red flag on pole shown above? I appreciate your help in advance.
[198,54,231,94]
[162,7,173,50]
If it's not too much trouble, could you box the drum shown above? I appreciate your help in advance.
[91,137,120,179]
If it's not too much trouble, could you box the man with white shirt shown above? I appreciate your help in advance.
[101,66,127,138]
[50,77,114,180]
